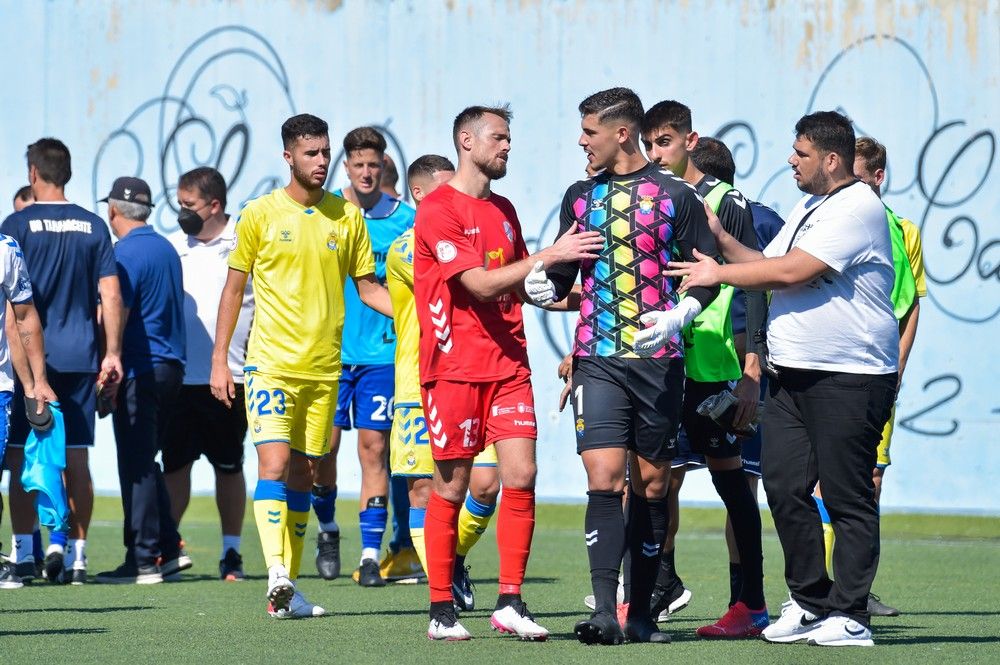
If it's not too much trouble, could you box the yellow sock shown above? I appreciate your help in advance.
[284,489,311,580]
[411,527,427,574]
[252,490,287,569]
[823,522,835,577]
[456,496,495,557]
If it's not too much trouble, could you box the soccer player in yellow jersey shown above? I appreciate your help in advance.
[387,154,500,612]
[210,114,391,618]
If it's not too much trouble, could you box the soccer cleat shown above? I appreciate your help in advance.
[219,548,245,582]
[266,565,295,612]
[0,561,24,589]
[43,550,65,584]
[428,605,472,641]
[490,598,549,641]
[624,616,672,643]
[761,598,824,643]
[95,562,163,585]
[867,592,900,617]
[574,611,625,645]
[70,561,88,586]
[452,564,475,611]
[270,590,326,619]
[651,584,692,622]
[380,546,425,583]
[315,530,341,580]
[13,557,36,583]
[806,615,874,647]
[354,558,386,587]
[696,601,769,639]
[160,548,193,581]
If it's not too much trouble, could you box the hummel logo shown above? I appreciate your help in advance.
[641,542,659,557]
[585,529,598,546]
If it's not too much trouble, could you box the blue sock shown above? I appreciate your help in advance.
[311,484,338,532]
[49,529,68,548]
[388,475,412,552]
[408,507,426,530]
[359,496,388,557]
[32,528,44,560]
[814,495,831,523]
[464,494,497,518]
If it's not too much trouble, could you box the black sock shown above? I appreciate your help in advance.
[495,593,521,610]
[711,468,764,609]
[626,494,669,620]
[655,546,681,590]
[585,490,625,615]
[429,600,452,619]
[729,562,743,608]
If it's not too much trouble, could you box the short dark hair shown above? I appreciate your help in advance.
[578,87,644,128]
[794,111,856,164]
[281,113,329,149]
[641,100,692,136]
[26,138,72,187]
[382,155,399,188]
[690,137,736,185]
[13,185,33,204]
[452,104,512,149]
[855,136,887,174]
[343,126,387,156]
[179,166,227,210]
[407,154,455,182]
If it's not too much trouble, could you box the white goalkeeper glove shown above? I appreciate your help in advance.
[633,297,703,357]
[523,260,556,307]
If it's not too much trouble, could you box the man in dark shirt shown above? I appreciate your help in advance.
[1,138,124,585]
[93,177,188,585]
[535,88,720,645]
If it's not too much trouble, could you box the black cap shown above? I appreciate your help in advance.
[99,176,155,207]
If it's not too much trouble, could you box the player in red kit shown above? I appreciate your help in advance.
[415,105,604,641]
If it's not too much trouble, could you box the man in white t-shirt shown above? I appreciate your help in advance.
[666,111,898,648]
[165,167,254,581]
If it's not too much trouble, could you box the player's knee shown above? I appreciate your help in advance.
[470,474,500,504]
[500,461,536,491]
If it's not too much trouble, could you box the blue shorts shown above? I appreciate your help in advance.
[9,370,97,448]
[0,390,12,468]
[334,364,395,431]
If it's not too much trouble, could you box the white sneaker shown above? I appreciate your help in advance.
[806,615,874,647]
[271,590,326,619]
[490,600,549,641]
[761,598,824,643]
[266,565,295,612]
[428,607,472,641]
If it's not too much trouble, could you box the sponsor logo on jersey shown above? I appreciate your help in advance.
[28,219,94,234]
[491,405,516,416]
[513,419,535,428]
[436,240,457,263]
[486,247,505,267]
[463,227,480,235]
[502,220,514,242]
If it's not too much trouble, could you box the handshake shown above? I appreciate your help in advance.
[696,389,765,438]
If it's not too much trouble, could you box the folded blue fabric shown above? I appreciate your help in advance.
[21,402,70,532]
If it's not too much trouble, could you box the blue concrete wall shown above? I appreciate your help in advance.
[1,0,996,512]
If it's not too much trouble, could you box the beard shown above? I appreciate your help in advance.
[798,168,833,195]
[478,155,508,180]
[293,164,325,191]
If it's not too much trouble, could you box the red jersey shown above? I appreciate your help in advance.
[414,184,530,384]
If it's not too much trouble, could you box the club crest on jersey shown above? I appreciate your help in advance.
[326,230,338,251]
[502,220,514,243]
[253,421,262,434]
[576,417,585,438]
[436,240,458,263]
[638,195,654,214]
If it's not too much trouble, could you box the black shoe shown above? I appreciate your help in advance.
[219,549,245,581]
[13,559,36,583]
[624,616,672,643]
[0,560,24,589]
[70,566,88,585]
[650,582,692,621]
[95,562,163,585]
[868,592,900,617]
[315,531,341,580]
[160,548,193,579]
[356,558,386,587]
[574,611,625,645]
[43,551,65,584]
[452,564,475,612]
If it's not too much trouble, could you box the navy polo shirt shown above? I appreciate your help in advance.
[114,225,186,377]
[0,202,117,373]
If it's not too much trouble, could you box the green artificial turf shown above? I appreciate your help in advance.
[1,496,997,663]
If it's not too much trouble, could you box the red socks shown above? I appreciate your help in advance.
[497,487,535,595]
[425,492,461,603]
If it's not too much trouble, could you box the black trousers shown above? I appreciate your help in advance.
[112,362,184,568]
[761,366,896,625]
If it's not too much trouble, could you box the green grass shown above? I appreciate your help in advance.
[2,496,998,663]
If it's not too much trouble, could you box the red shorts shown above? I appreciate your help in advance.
[421,372,537,461]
